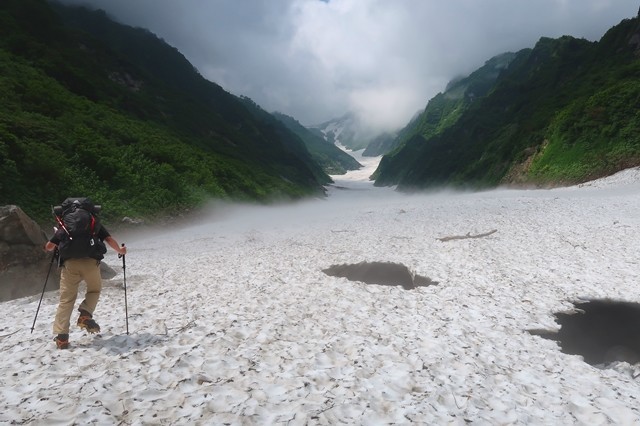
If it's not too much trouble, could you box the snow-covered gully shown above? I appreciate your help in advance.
[2,151,640,424]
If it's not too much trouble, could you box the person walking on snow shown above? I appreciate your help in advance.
[44,197,126,349]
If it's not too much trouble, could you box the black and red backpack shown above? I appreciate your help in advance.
[54,197,107,261]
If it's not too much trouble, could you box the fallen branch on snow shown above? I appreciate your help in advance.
[437,229,497,242]
[0,330,18,341]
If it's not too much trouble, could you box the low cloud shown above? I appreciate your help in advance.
[58,0,638,131]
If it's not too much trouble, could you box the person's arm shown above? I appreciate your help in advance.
[44,228,64,252]
[105,236,127,255]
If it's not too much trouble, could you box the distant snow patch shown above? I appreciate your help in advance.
[577,166,640,189]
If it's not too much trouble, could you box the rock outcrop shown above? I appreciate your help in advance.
[0,205,59,302]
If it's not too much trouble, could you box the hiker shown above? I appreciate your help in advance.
[44,197,127,349]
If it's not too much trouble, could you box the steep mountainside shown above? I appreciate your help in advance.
[0,0,329,222]
[375,14,640,190]
[361,132,397,157]
[235,99,334,185]
[272,113,362,175]
[310,114,369,152]
[373,52,515,173]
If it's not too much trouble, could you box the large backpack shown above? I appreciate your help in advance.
[55,197,107,261]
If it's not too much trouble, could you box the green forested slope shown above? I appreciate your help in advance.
[0,0,329,223]
[375,15,640,190]
[373,52,516,184]
[272,113,362,175]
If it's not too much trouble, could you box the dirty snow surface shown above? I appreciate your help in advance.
[2,152,640,424]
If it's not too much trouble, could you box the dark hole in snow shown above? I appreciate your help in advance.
[322,261,437,290]
[529,299,640,366]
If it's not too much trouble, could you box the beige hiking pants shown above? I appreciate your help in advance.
[53,258,102,335]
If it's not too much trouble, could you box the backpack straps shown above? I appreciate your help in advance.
[89,214,96,236]
[52,208,72,239]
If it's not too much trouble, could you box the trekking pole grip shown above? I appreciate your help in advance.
[118,243,126,264]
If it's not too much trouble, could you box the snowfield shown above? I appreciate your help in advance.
[2,151,640,424]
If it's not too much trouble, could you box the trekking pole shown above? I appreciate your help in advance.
[31,248,58,333]
[118,244,129,335]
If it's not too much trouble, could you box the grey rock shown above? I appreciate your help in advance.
[0,206,59,302]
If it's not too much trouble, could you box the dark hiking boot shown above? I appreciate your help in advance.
[77,310,100,334]
[54,334,69,349]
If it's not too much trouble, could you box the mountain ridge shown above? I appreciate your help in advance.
[271,112,362,175]
[0,0,332,222]
[374,14,640,190]
[309,113,398,155]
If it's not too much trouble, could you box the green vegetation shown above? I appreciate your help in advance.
[373,52,517,184]
[272,112,362,175]
[374,16,640,190]
[529,79,640,183]
[0,0,330,224]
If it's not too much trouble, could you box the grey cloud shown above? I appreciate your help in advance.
[57,0,638,131]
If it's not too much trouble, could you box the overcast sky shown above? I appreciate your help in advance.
[59,0,638,132]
